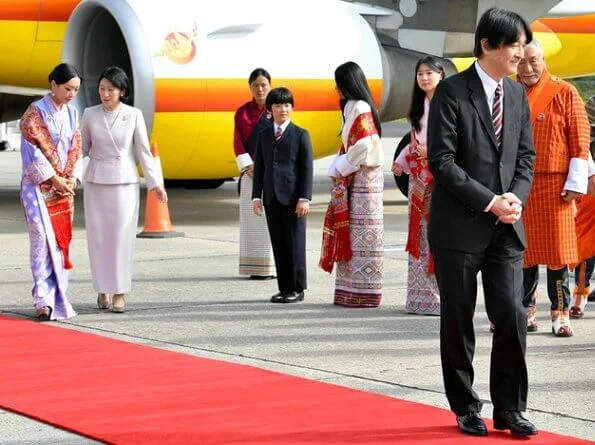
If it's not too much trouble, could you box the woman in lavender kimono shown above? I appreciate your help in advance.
[19,63,82,321]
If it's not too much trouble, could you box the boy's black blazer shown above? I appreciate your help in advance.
[252,122,313,206]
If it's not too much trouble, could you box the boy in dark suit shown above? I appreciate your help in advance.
[252,87,313,303]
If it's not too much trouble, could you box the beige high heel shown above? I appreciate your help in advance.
[97,293,111,310]
[111,294,126,313]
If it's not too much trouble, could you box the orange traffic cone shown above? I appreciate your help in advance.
[137,142,184,239]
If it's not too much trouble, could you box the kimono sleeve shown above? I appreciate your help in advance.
[334,102,382,176]
[19,116,55,185]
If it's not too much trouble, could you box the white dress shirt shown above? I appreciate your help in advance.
[475,62,506,212]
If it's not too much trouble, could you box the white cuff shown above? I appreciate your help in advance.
[484,195,498,212]
[335,154,359,176]
[252,198,261,202]
[236,153,253,171]
[588,154,595,178]
[564,157,589,194]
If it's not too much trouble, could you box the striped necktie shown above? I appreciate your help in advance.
[492,83,502,146]
[275,126,283,141]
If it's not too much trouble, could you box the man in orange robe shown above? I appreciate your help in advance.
[570,95,595,317]
[517,41,590,337]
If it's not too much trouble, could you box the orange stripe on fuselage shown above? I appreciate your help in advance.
[0,0,79,21]
[539,15,595,33]
[155,78,383,113]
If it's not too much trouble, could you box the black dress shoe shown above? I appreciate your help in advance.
[270,291,285,303]
[493,411,537,436]
[456,412,487,436]
[281,291,304,303]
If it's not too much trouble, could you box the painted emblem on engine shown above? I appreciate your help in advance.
[154,23,198,65]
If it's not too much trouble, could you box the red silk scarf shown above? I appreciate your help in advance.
[21,105,81,269]
[319,111,377,273]
[404,130,434,274]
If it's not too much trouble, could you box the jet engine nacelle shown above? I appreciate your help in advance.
[378,41,456,122]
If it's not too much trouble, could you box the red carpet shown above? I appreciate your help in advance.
[0,314,591,445]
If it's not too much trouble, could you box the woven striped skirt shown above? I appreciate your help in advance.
[334,166,384,307]
[239,173,276,277]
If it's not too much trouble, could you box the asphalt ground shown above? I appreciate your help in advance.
[0,128,593,444]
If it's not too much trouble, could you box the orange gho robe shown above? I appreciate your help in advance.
[522,71,590,268]
[573,194,595,268]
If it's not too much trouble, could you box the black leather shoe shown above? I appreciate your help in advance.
[281,291,304,303]
[270,292,285,303]
[493,411,537,436]
[456,412,487,436]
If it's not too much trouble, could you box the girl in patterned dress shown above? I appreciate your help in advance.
[393,56,445,315]
[325,61,384,307]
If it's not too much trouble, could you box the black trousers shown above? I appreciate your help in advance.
[264,197,307,294]
[522,265,571,311]
[431,224,528,415]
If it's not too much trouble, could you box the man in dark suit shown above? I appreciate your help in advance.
[252,87,313,303]
[427,8,537,437]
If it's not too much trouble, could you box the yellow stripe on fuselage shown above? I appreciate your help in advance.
[545,32,595,78]
[151,111,342,179]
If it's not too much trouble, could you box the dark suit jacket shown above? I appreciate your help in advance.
[252,121,313,206]
[427,65,535,253]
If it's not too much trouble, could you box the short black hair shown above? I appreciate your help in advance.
[473,7,532,58]
[48,63,82,85]
[248,68,271,85]
[334,61,382,137]
[265,87,294,111]
[98,66,131,101]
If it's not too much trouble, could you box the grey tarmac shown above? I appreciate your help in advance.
[0,130,593,443]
